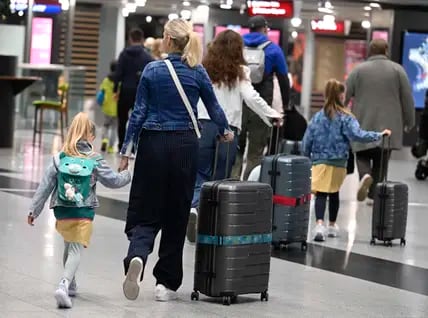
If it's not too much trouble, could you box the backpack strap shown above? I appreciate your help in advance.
[258,41,271,50]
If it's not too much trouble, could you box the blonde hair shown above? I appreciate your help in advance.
[324,79,352,119]
[63,112,95,157]
[164,19,201,68]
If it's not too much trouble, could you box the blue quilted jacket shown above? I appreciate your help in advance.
[303,110,382,167]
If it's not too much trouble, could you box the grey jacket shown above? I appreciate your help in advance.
[345,55,415,152]
[29,141,131,218]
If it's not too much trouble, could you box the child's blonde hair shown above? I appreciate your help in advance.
[324,79,352,119]
[63,112,95,157]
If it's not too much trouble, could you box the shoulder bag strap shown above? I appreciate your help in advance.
[258,41,271,50]
[164,59,201,138]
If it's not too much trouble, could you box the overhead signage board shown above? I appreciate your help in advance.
[247,1,293,18]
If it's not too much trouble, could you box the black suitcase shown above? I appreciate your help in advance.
[191,180,273,305]
[260,154,311,251]
[371,137,408,247]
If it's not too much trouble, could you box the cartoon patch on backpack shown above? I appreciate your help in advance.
[57,153,100,206]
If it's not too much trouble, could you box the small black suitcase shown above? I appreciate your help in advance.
[191,171,273,304]
[371,137,408,247]
[260,154,311,251]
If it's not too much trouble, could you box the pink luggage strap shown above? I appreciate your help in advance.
[273,193,311,207]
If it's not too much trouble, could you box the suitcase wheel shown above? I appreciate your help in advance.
[222,296,232,306]
[400,238,406,247]
[383,240,393,247]
[370,238,376,246]
[272,242,281,251]
[301,241,308,251]
[261,290,269,302]
[415,166,428,180]
[191,291,199,301]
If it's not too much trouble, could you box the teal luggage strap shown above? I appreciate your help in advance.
[197,233,272,246]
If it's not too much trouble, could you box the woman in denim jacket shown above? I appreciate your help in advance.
[118,19,233,302]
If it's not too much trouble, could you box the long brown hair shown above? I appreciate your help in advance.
[202,30,246,89]
[324,79,352,119]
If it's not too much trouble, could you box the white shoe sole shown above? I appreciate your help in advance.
[357,175,373,202]
[123,258,143,300]
[155,291,178,302]
[54,288,72,309]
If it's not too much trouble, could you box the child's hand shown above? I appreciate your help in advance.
[382,129,392,136]
[27,213,35,226]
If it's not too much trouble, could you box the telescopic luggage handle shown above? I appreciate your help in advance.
[380,134,391,184]
[268,125,281,155]
[212,138,231,181]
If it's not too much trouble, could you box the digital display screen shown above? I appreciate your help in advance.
[401,31,428,109]
[214,25,281,45]
[30,17,53,65]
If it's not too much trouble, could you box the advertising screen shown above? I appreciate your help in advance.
[401,31,428,109]
[30,17,53,65]
[372,30,389,42]
[214,25,281,45]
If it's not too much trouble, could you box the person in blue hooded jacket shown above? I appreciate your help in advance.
[233,16,290,180]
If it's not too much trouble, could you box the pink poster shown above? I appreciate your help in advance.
[214,25,281,45]
[344,40,367,79]
[30,17,53,65]
[372,30,389,42]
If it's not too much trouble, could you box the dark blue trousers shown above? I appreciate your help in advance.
[123,130,198,291]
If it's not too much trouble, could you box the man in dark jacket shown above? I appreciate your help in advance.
[233,16,290,180]
[115,28,153,152]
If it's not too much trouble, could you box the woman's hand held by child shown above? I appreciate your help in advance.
[118,156,129,172]
[381,129,392,136]
[27,213,35,226]
[220,131,234,143]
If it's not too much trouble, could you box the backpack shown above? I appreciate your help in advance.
[56,152,100,206]
[243,41,271,84]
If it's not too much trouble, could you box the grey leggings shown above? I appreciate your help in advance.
[63,242,84,282]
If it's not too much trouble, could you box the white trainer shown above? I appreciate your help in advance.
[366,198,374,206]
[357,174,373,202]
[123,257,144,300]
[154,284,178,302]
[328,224,340,238]
[313,224,327,242]
[54,278,72,309]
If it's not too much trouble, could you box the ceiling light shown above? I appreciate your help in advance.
[291,17,302,28]
[361,20,371,29]
[318,7,333,14]
[18,10,24,16]
[182,1,191,6]
[126,3,137,13]
[168,13,179,20]
[291,31,298,39]
[181,9,192,19]
[364,6,372,11]
[122,7,129,17]
[325,1,333,9]
[364,12,370,17]
[370,2,381,8]
[135,0,146,6]
[220,4,232,9]
[146,15,152,23]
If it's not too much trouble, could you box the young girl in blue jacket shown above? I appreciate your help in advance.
[303,79,391,242]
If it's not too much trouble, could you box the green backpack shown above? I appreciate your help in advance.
[57,152,100,206]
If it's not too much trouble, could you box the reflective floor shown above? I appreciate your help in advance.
[1,124,428,317]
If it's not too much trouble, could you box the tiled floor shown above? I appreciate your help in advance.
[1,128,428,317]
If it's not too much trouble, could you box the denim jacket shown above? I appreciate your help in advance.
[121,54,230,155]
[29,141,131,218]
[303,110,382,167]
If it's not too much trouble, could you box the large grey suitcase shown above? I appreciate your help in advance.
[191,180,272,305]
[371,137,408,247]
[260,154,311,251]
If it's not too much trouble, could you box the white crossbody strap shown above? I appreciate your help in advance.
[164,59,201,138]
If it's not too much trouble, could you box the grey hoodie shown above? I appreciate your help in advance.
[29,141,131,218]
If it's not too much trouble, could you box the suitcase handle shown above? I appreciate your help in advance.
[268,125,281,155]
[379,135,391,184]
[212,138,231,181]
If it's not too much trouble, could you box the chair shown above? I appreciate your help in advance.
[32,83,69,146]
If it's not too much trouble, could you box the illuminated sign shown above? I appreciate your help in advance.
[247,1,293,18]
[311,20,345,34]
[30,17,53,65]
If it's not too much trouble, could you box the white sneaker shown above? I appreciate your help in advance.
[123,257,144,300]
[154,284,178,302]
[313,224,327,242]
[328,224,340,238]
[186,208,198,243]
[357,174,373,202]
[366,198,374,206]
[68,278,77,297]
[54,278,73,309]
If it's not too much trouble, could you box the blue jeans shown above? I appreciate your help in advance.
[191,120,238,209]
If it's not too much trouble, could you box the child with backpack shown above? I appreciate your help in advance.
[97,60,118,153]
[303,79,391,242]
[27,112,131,309]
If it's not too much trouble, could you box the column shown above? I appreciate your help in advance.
[301,21,315,120]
